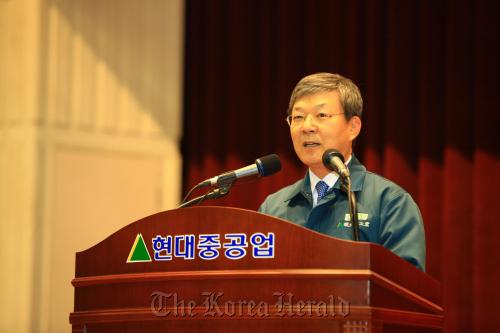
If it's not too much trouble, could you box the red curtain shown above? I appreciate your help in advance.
[182,1,499,331]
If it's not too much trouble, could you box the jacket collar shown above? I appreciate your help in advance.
[284,154,367,203]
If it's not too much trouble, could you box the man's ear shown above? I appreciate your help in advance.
[349,116,362,140]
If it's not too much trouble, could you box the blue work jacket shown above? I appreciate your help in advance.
[258,155,426,271]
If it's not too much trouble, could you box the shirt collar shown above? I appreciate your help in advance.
[284,154,366,204]
[308,155,352,196]
[308,155,352,206]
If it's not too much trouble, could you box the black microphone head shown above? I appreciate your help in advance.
[255,154,282,177]
[322,149,345,168]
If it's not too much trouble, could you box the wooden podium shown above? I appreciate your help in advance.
[70,206,443,332]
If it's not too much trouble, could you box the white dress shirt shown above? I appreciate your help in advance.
[309,155,352,207]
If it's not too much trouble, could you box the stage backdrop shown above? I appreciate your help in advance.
[182,1,498,332]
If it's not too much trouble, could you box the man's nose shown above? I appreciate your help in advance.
[302,115,317,131]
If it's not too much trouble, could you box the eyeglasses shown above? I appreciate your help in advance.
[286,112,345,127]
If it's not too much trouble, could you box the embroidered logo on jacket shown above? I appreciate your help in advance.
[337,213,371,228]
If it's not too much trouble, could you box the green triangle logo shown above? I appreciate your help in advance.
[126,233,152,263]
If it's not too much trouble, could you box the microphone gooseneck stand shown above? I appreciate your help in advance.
[341,177,360,241]
[179,154,282,208]
[179,182,233,208]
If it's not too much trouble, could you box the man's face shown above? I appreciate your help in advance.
[289,91,361,178]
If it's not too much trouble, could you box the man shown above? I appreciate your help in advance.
[259,73,425,271]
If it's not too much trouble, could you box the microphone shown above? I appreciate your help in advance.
[322,149,360,241]
[200,154,282,187]
[322,149,350,180]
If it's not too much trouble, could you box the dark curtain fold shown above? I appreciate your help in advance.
[182,0,499,331]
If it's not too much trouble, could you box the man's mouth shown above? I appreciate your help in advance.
[303,141,320,148]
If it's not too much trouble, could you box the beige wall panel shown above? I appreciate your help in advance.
[0,0,42,332]
[44,0,184,140]
[1,0,184,331]
[0,0,41,126]
[44,145,163,331]
[0,130,37,333]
